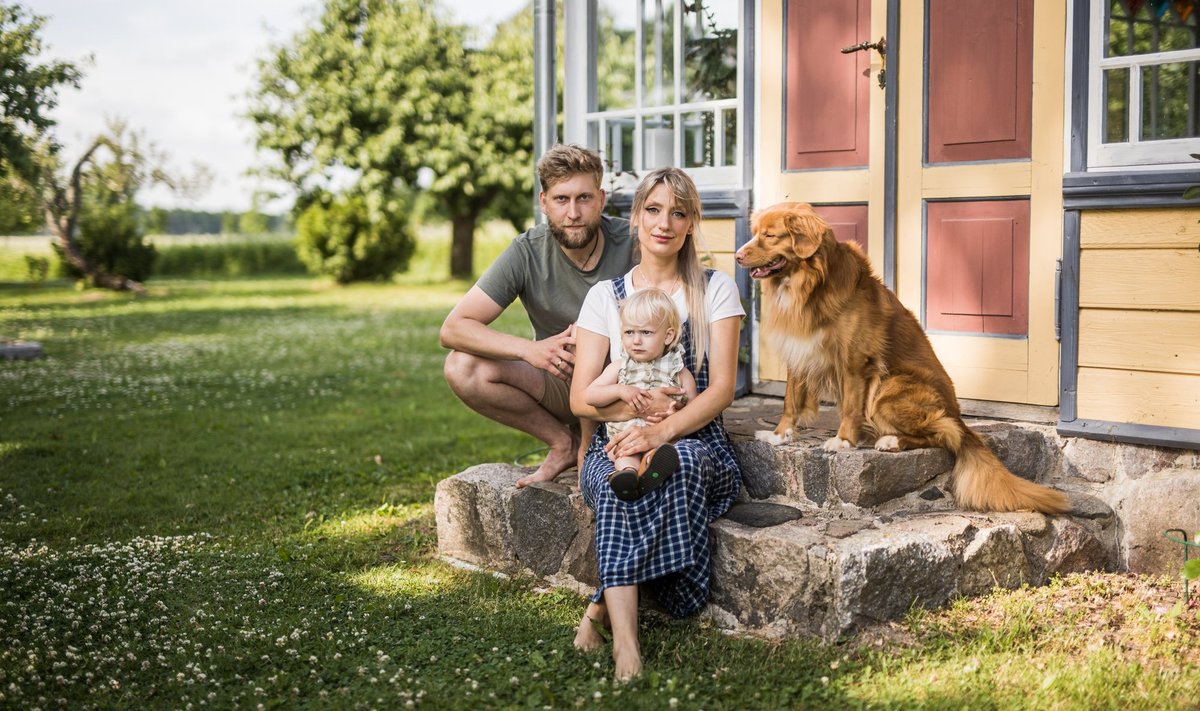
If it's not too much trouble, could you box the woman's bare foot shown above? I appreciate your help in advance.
[573,602,610,652]
[612,641,642,681]
[516,431,580,488]
[573,615,609,652]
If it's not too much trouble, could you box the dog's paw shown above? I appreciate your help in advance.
[822,437,853,452]
[756,428,792,445]
[873,435,900,452]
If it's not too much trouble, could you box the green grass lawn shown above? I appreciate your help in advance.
[1,276,1198,710]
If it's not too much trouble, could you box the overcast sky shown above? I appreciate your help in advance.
[29,0,530,213]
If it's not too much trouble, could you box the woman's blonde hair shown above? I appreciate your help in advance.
[619,288,682,351]
[630,167,710,370]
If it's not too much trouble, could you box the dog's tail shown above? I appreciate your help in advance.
[937,420,1070,514]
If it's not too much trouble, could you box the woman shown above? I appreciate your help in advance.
[569,167,744,680]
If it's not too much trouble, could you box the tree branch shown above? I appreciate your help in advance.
[44,136,147,294]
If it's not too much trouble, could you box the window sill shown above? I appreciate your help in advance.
[1063,168,1200,209]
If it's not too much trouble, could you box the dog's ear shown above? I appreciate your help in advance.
[784,209,829,259]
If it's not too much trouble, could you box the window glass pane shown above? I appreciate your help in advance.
[1103,68,1130,143]
[683,111,714,168]
[642,0,676,107]
[597,2,637,111]
[642,114,675,169]
[1140,60,1200,140]
[605,119,636,174]
[1106,0,1197,58]
[723,107,738,166]
[683,0,738,102]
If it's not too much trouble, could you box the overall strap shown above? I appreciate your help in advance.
[610,274,628,301]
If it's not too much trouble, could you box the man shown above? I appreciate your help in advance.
[440,144,633,487]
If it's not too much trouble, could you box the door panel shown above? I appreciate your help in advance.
[786,0,872,168]
[925,200,1029,336]
[814,203,869,252]
[927,0,1033,163]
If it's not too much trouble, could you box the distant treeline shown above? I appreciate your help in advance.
[0,201,291,237]
[147,208,291,235]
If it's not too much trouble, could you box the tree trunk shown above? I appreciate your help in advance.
[44,137,146,294]
[450,211,477,280]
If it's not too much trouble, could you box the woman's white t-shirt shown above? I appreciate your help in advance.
[576,268,745,363]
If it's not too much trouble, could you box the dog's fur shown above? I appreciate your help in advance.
[736,202,1069,514]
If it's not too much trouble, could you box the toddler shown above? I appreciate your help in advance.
[585,288,698,500]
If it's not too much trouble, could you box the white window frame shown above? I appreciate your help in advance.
[585,0,744,189]
[1087,2,1200,170]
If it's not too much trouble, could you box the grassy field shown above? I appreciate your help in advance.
[1,274,1198,710]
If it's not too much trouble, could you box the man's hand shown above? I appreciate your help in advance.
[526,324,577,381]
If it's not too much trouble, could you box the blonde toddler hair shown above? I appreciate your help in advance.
[619,288,682,352]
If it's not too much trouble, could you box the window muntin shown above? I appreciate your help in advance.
[1088,0,1200,168]
[588,0,741,186]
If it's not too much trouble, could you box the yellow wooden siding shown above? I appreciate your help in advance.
[701,218,736,253]
[701,218,738,281]
[1081,208,1200,249]
[1080,250,1200,310]
[1077,368,1200,430]
[1079,310,1200,375]
[1077,207,1200,429]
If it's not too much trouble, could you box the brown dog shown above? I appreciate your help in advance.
[736,202,1069,514]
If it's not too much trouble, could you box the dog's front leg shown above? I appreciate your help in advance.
[824,370,867,451]
[758,369,817,444]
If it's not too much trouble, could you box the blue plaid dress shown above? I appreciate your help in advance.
[580,272,742,618]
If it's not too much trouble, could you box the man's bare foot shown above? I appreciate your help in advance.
[516,432,580,488]
[612,641,642,681]
[572,614,609,652]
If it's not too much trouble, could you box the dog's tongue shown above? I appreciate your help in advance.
[750,257,783,279]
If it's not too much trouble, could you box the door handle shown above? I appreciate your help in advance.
[841,36,887,89]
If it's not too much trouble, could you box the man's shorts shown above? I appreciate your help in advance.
[539,370,577,425]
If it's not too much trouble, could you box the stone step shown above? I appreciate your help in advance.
[434,457,1117,639]
[722,401,1061,509]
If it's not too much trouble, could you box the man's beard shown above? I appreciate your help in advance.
[547,217,601,250]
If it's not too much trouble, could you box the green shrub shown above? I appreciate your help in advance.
[295,193,415,284]
[23,255,48,284]
[53,200,156,283]
[154,236,305,278]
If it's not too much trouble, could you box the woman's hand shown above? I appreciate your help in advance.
[640,399,681,424]
[604,423,669,460]
[637,387,684,418]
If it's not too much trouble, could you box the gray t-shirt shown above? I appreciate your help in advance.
[476,214,633,341]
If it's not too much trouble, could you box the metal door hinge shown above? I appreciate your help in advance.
[1055,258,1062,342]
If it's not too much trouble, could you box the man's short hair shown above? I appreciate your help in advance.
[536,144,605,193]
